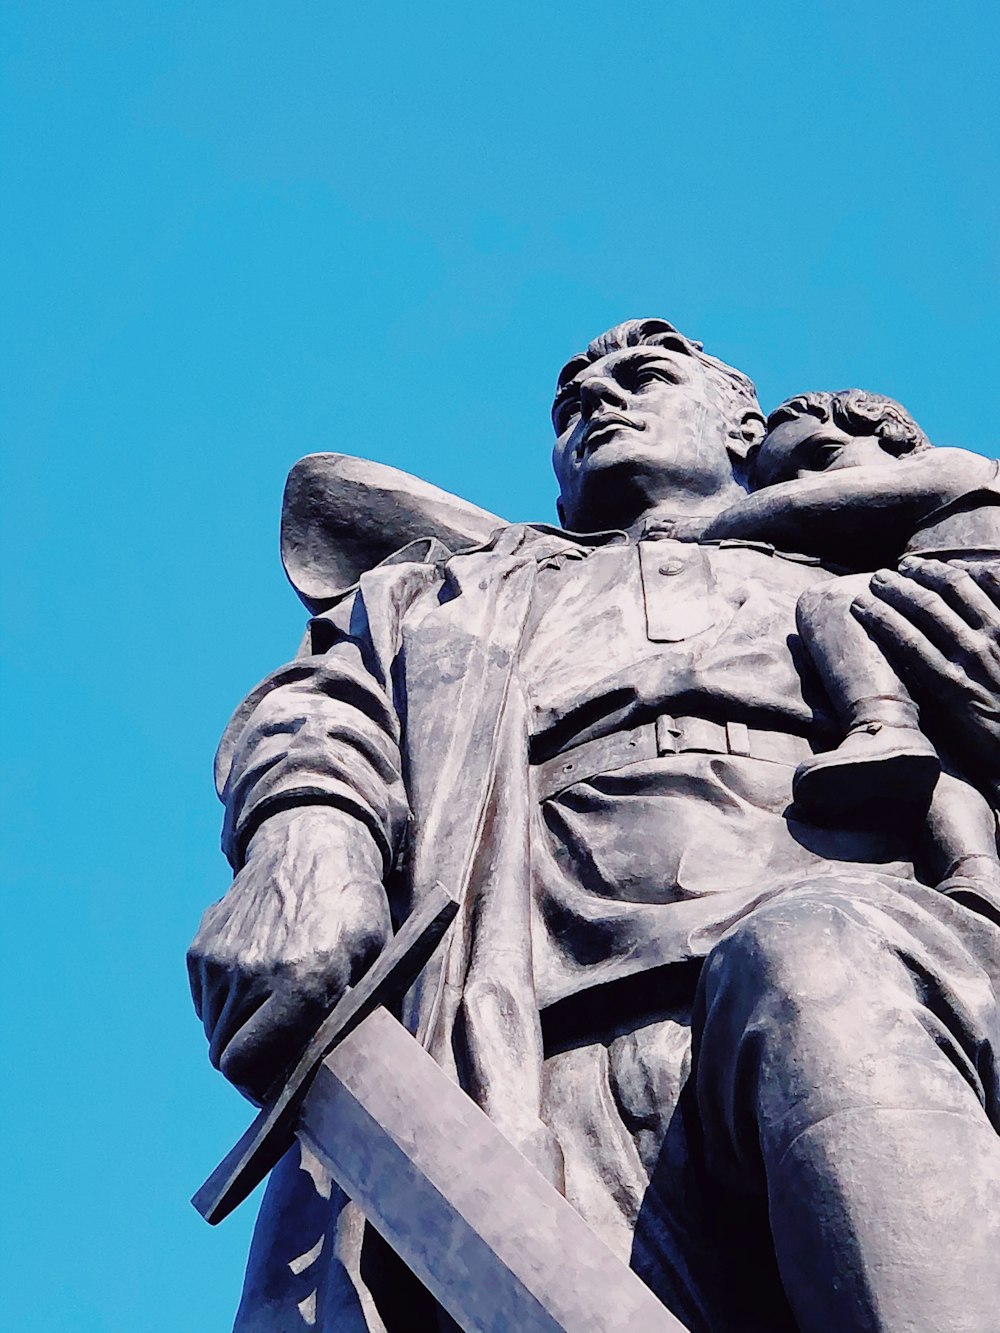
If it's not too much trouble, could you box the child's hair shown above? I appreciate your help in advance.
[765,389,931,457]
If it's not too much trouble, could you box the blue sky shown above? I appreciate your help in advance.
[2,3,998,1329]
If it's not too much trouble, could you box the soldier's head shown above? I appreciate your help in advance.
[752,389,931,490]
[551,318,764,532]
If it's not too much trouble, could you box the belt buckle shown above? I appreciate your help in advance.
[655,714,682,756]
[725,720,752,757]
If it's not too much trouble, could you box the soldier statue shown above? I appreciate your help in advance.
[190,319,1000,1332]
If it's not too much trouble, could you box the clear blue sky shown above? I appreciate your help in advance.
[2,3,998,1329]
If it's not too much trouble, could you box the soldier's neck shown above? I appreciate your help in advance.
[623,485,744,541]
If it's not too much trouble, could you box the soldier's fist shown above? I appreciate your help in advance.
[187,807,391,1104]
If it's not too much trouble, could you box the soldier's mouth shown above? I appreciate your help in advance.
[580,414,645,457]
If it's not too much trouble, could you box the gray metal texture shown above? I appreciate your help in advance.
[281,452,502,611]
[190,316,1000,1332]
[299,1006,688,1333]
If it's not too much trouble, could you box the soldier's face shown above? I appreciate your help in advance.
[552,347,739,530]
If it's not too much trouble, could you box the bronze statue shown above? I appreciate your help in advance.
[189,318,1000,1332]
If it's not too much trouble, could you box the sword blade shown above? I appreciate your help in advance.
[300,1005,690,1333]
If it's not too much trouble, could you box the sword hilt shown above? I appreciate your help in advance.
[192,881,458,1224]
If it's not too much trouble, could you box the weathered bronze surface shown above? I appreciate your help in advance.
[190,319,1000,1331]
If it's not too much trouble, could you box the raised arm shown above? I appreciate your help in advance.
[702,448,996,567]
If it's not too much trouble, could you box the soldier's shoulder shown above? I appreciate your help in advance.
[281,452,504,612]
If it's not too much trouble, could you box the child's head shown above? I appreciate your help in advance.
[750,390,930,490]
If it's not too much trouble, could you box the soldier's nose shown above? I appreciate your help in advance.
[580,376,629,418]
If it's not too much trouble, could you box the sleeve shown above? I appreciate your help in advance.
[214,588,410,873]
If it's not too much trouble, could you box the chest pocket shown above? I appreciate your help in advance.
[638,540,721,643]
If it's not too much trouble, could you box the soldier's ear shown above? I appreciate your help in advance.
[728,412,766,490]
[738,412,766,451]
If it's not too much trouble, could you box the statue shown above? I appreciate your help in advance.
[677,387,1000,884]
[188,318,1000,1332]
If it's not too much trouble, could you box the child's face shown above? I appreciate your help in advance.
[753,412,897,490]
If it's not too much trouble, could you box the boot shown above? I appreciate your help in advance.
[793,696,940,817]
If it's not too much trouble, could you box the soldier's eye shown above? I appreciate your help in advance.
[553,398,580,433]
[635,365,679,388]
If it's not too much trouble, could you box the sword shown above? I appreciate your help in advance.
[193,881,690,1332]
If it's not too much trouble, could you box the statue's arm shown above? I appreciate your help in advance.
[188,590,410,1105]
[214,638,408,874]
[702,450,995,565]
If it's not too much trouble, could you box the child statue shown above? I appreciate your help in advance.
[695,389,1000,889]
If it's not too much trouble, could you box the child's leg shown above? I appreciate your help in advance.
[797,573,919,724]
[924,768,1000,924]
[793,573,939,813]
[923,768,1000,881]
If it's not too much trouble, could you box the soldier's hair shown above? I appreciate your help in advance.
[766,389,931,456]
[553,318,763,456]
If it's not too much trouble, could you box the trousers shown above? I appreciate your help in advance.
[618,877,1000,1333]
[237,835,1000,1331]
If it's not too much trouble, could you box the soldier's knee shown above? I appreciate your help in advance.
[703,888,889,1019]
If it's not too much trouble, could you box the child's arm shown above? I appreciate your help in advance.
[703,448,997,567]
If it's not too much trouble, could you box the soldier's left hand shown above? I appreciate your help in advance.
[852,558,1000,788]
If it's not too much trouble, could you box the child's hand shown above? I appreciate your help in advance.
[644,513,713,542]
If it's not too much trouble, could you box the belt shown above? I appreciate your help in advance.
[533,714,816,804]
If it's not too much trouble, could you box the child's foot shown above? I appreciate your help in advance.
[936,857,1000,927]
[793,722,940,816]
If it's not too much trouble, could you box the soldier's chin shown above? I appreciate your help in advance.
[582,439,678,493]
[580,433,651,471]
[573,452,674,524]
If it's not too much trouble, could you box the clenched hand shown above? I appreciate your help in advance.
[187,806,391,1105]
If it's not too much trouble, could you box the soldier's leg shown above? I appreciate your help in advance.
[693,880,1000,1333]
[794,574,939,813]
[235,1142,371,1333]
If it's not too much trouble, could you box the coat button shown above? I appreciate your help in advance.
[658,559,685,575]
